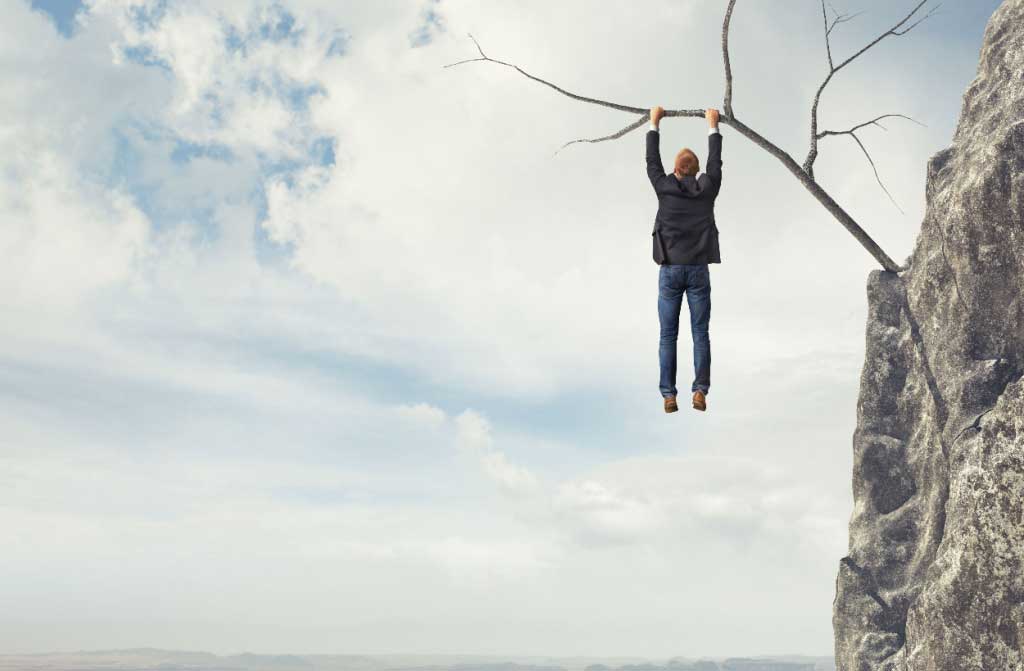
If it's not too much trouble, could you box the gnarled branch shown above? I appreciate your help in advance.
[444,35,707,151]
[722,0,737,117]
[442,34,642,115]
[442,3,938,273]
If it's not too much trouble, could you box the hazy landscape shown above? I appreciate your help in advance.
[0,651,835,671]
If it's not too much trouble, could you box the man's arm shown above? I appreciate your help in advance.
[646,129,665,189]
[705,108,723,195]
[646,106,666,189]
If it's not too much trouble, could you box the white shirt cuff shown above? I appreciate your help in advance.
[649,123,659,132]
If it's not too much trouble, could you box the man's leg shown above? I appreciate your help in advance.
[685,264,711,395]
[658,265,684,398]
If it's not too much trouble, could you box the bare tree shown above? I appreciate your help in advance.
[443,1,941,273]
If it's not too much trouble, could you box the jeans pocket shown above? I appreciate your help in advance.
[690,265,710,289]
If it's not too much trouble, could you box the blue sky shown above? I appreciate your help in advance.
[0,0,1005,660]
[30,0,86,36]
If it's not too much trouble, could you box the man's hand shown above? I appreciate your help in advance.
[650,106,665,127]
[705,108,720,128]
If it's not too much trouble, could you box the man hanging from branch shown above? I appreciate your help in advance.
[647,106,723,413]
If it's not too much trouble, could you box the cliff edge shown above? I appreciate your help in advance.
[833,1,1024,669]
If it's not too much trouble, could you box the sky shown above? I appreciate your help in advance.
[0,0,1003,660]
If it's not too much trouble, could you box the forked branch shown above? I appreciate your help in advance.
[804,0,940,176]
[819,114,928,212]
[443,2,938,273]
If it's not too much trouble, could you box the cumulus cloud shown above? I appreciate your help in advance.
[446,407,846,559]
[455,409,542,494]
[396,401,448,426]
[552,478,669,546]
[0,149,149,308]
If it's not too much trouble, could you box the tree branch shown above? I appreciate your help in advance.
[553,116,648,156]
[851,132,904,213]
[822,2,866,70]
[726,116,902,272]
[722,0,737,117]
[442,33,644,115]
[442,7,911,273]
[816,114,924,212]
[803,1,938,177]
[817,113,925,139]
[443,35,705,152]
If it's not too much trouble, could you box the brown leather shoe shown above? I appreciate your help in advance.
[664,396,678,413]
[692,390,707,412]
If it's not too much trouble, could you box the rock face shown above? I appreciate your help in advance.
[832,1,1024,669]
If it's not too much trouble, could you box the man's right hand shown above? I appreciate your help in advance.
[705,108,720,127]
[650,106,665,125]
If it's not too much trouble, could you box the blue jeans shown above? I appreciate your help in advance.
[658,263,711,397]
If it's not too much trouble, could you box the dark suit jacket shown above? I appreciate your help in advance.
[646,129,723,265]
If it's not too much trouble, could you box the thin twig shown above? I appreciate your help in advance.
[817,113,926,139]
[848,132,904,213]
[817,114,925,211]
[443,33,643,115]
[822,1,865,69]
[835,1,933,72]
[553,116,649,155]
[893,3,942,35]
[804,1,938,176]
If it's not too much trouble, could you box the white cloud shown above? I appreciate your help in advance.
[0,149,149,308]
[416,535,556,584]
[455,409,541,494]
[447,409,845,560]
[396,401,448,426]
[552,478,669,545]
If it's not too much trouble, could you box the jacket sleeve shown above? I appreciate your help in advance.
[706,131,723,196]
[645,129,665,190]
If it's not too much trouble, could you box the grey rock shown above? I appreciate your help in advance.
[832,1,1024,669]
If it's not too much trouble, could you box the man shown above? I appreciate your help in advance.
[646,106,723,413]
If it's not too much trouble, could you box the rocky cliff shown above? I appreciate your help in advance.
[832,1,1024,669]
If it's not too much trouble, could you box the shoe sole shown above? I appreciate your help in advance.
[665,406,678,413]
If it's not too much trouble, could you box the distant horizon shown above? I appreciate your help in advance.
[0,648,837,671]
[1,648,833,658]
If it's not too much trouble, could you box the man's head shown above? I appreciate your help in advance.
[674,148,700,178]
